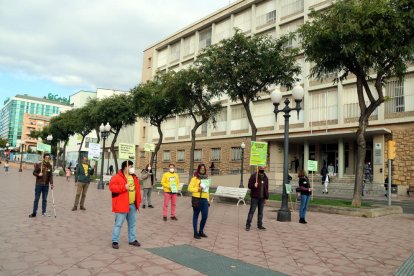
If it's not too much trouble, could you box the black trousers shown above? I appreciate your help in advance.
[246,197,265,227]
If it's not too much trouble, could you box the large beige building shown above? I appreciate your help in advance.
[140,0,414,191]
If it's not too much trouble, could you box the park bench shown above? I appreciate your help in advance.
[210,186,248,206]
[156,182,185,197]
[407,186,414,196]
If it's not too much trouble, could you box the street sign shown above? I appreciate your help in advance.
[88,143,101,160]
[119,143,135,160]
[250,141,268,166]
[37,142,51,153]
[144,143,155,152]
[307,160,318,172]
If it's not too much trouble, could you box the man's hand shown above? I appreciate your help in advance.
[51,184,54,189]
[264,199,267,205]
[38,172,43,177]
[125,183,130,190]
[254,182,258,188]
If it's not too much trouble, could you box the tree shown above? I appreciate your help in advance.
[172,67,222,182]
[70,106,95,165]
[298,0,414,206]
[49,111,77,167]
[0,138,8,148]
[196,30,301,142]
[94,94,138,171]
[132,73,181,169]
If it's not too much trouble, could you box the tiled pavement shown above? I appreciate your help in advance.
[1,168,414,275]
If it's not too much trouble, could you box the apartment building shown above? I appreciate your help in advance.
[140,0,414,191]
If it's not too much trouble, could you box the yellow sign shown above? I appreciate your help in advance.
[250,141,268,166]
[388,140,396,160]
[144,143,156,152]
[119,143,135,160]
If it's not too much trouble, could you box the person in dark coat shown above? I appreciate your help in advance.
[245,166,269,231]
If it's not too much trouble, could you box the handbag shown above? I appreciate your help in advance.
[191,182,203,208]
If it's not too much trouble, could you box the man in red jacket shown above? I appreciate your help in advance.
[109,160,142,249]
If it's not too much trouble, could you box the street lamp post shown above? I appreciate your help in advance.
[107,149,111,174]
[46,135,53,169]
[98,123,111,190]
[271,84,304,222]
[6,143,9,160]
[19,141,25,172]
[239,142,246,188]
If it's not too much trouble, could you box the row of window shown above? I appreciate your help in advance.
[140,147,244,162]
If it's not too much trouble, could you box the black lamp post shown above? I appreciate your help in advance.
[6,143,9,160]
[107,149,110,174]
[19,141,25,172]
[153,154,157,182]
[271,84,304,222]
[239,142,245,188]
[98,122,111,190]
[46,135,53,169]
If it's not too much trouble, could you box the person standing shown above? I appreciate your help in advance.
[161,163,180,221]
[245,166,269,231]
[209,162,215,175]
[29,154,54,217]
[108,164,114,175]
[72,156,94,211]
[328,162,335,178]
[320,162,328,185]
[109,160,142,249]
[323,173,329,194]
[364,162,372,183]
[66,166,71,182]
[188,164,210,239]
[4,160,9,174]
[298,170,312,224]
[141,164,154,208]
[294,157,299,173]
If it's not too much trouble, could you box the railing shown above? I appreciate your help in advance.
[256,10,276,28]
[385,92,414,114]
[281,0,304,18]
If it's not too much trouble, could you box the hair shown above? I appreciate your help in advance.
[44,153,51,158]
[168,163,175,168]
[194,163,208,179]
[121,160,134,170]
[298,170,305,178]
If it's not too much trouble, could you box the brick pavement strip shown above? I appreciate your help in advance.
[0,170,414,275]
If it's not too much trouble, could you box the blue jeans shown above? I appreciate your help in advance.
[246,197,265,227]
[33,185,49,215]
[299,194,310,220]
[111,204,137,243]
[193,198,209,235]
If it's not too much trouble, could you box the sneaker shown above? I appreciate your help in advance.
[299,218,307,224]
[194,234,201,239]
[80,206,86,211]
[129,240,141,247]
[246,226,250,231]
[72,206,77,211]
[112,242,119,249]
[42,213,50,217]
[29,213,36,218]
[163,217,167,221]
[148,205,154,208]
[199,232,208,238]
[143,205,146,209]
[258,226,266,230]
[171,217,178,221]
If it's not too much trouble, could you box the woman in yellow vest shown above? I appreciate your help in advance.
[161,163,180,221]
[188,164,210,239]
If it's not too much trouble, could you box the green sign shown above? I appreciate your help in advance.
[285,184,292,195]
[119,143,135,160]
[249,141,268,166]
[144,143,155,152]
[46,93,70,105]
[37,142,51,153]
[307,160,318,172]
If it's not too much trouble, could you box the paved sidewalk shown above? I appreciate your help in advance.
[0,169,414,275]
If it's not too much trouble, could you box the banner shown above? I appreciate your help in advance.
[37,142,51,153]
[88,143,101,160]
[307,160,318,172]
[249,141,268,166]
[144,143,156,152]
[119,143,135,160]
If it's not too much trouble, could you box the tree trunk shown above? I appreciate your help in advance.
[188,122,202,183]
[110,129,120,172]
[62,140,68,168]
[352,116,368,206]
[77,135,86,164]
[150,124,163,182]
[242,100,257,142]
[95,127,101,143]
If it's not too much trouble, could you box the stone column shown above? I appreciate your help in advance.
[338,138,344,178]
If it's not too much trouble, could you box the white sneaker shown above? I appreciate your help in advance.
[42,213,51,217]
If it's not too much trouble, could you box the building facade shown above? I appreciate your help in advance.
[140,0,414,191]
[0,94,71,148]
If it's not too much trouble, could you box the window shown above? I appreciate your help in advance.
[231,147,242,161]
[157,48,167,68]
[163,150,170,162]
[386,80,405,113]
[194,149,202,162]
[177,150,185,162]
[183,35,195,57]
[169,42,180,63]
[256,0,276,27]
[199,28,212,50]
[210,148,221,161]
[234,9,251,33]
[147,57,152,69]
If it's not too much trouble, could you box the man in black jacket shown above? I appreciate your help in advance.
[29,154,54,217]
[72,156,94,211]
[245,166,269,231]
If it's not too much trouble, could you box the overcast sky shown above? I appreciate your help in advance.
[0,0,231,106]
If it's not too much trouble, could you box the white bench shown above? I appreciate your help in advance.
[157,183,185,196]
[103,175,112,185]
[52,169,61,176]
[211,186,248,206]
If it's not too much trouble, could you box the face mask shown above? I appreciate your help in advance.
[148,166,152,171]
[128,167,135,175]
[200,169,206,175]
[259,170,265,173]
[169,168,175,173]
[44,159,50,163]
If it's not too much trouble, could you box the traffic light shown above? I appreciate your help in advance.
[388,140,396,160]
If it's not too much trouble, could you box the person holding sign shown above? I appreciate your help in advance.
[72,157,94,211]
[245,166,269,231]
[298,170,312,224]
[109,160,142,249]
[29,154,54,218]
[188,164,210,239]
[140,164,154,208]
[161,164,180,221]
